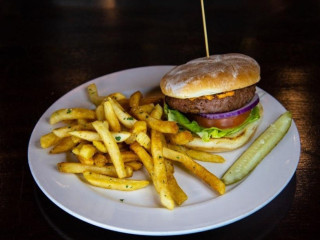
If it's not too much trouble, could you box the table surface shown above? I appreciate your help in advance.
[1,0,320,239]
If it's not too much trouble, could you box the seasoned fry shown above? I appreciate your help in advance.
[165,160,188,205]
[150,104,163,119]
[135,132,151,150]
[132,107,178,134]
[168,144,225,163]
[50,137,77,154]
[151,129,175,210]
[130,141,154,177]
[69,130,131,143]
[77,155,94,165]
[108,97,137,128]
[125,120,148,144]
[129,91,142,108]
[69,131,101,141]
[52,124,82,138]
[125,161,143,171]
[58,162,133,177]
[104,100,121,132]
[107,92,126,102]
[92,140,108,153]
[87,83,105,106]
[83,171,149,191]
[40,132,61,148]
[92,121,127,178]
[135,103,154,114]
[163,147,225,195]
[166,131,194,145]
[95,104,105,121]
[93,153,108,166]
[50,108,96,125]
[79,144,97,160]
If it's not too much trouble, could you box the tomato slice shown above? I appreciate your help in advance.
[192,110,251,129]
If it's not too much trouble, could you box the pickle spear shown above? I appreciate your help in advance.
[222,111,292,185]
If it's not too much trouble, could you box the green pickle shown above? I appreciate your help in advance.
[222,111,292,185]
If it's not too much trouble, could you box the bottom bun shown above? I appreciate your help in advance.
[185,104,264,152]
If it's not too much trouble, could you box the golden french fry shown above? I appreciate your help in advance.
[69,131,101,141]
[92,121,127,178]
[95,104,105,121]
[135,103,154,114]
[40,132,61,148]
[168,144,225,163]
[77,155,94,165]
[52,124,82,138]
[83,171,149,191]
[125,161,143,171]
[108,97,137,128]
[79,144,97,159]
[104,151,140,164]
[165,160,188,205]
[50,108,96,125]
[87,83,105,106]
[93,153,108,166]
[166,131,194,145]
[150,104,163,119]
[57,162,133,177]
[135,132,151,150]
[69,130,131,143]
[107,92,127,102]
[130,141,154,177]
[132,108,178,134]
[50,137,77,154]
[71,142,85,155]
[151,129,175,210]
[162,147,225,195]
[92,140,108,153]
[125,121,148,144]
[104,100,121,132]
[129,91,142,108]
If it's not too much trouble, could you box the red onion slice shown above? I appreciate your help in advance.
[199,94,259,119]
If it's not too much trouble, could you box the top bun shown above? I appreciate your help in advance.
[160,53,260,99]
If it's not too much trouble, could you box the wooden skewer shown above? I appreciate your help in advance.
[200,0,210,58]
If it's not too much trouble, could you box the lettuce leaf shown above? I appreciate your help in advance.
[164,103,260,142]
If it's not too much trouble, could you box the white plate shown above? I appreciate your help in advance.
[28,66,300,236]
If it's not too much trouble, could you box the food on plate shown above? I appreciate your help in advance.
[160,53,263,152]
[83,171,149,191]
[222,111,292,185]
[40,84,225,210]
[163,147,225,195]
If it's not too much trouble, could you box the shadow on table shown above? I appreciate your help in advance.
[34,174,296,240]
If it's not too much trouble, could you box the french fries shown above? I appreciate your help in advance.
[104,100,121,132]
[83,171,149,191]
[92,121,127,178]
[50,108,96,125]
[151,129,175,210]
[58,162,133,177]
[162,147,225,195]
[168,144,225,163]
[40,83,227,210]
[40,132,61,148]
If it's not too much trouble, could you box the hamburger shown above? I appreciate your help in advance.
[160,53,263,152]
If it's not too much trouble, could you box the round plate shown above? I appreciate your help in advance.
[28,66,300,236]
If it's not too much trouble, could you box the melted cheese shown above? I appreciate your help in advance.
[189,91,235,101]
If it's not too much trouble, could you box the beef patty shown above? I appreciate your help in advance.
[165,85,256,114]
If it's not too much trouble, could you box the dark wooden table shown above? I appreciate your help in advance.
[1,0,319,239]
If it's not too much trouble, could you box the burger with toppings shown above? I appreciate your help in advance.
[160,53,263,152]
